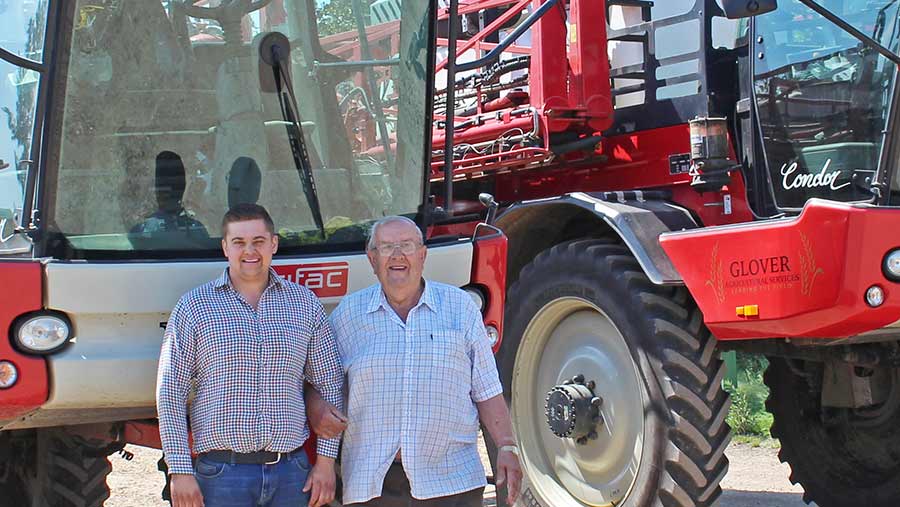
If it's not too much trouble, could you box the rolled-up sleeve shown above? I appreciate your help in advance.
[156,297,197,475]
[305,302,345,458]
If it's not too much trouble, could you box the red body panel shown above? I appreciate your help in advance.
[0,261,49,423]
[471,227,508,350]
[123,421,164,449]
[660,200,900,339]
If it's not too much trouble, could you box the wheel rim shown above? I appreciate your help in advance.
[512,297,644,506]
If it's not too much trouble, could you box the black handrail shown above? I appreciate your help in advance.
[455,0,560,72]
[443,0,460,215]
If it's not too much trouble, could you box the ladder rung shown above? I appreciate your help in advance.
[610,63,647,80]
[607,32,648,43]
[611,71,647,80]
[606,0,654,7]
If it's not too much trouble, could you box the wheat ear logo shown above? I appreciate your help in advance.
[798,232,823,296]
[706,242,727,304]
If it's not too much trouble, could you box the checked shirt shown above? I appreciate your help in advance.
[157,268,343,475]
[331,281,504,503]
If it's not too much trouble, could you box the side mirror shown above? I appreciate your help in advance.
[720,0,778,19]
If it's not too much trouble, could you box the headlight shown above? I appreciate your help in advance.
[14,313,72,354]
[884,249,900,281]
[463,286,486,312]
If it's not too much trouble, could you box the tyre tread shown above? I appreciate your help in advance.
[502,239,731,507]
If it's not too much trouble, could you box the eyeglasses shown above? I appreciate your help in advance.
[372,240,421,256]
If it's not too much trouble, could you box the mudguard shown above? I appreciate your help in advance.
[497,191,698,285]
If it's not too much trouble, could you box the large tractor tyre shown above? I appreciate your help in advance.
[493,239,731,507]
[765,358,900,507]
[1,429,113,507]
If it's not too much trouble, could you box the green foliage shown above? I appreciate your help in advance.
[732,434,779,448]
[317,0,361,37]
[723,353,772,437]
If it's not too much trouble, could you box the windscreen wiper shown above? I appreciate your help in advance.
[259,32,326,239]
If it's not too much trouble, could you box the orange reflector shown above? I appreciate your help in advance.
[735,305,759,317]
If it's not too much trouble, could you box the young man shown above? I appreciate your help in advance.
[156,203,343,507]
[330,215,522,506]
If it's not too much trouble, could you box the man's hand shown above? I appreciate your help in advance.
[476,395,522,504]
[306,388,348,439]
[170,473,204,507]
[495,448,523,505]
[303,456,336,507]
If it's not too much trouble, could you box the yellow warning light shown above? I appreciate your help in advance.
[735,305,759,317]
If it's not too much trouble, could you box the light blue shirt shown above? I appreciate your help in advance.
[331,281,504,503]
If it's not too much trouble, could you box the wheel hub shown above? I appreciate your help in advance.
[513,299,645,506]
[545,374,604,445]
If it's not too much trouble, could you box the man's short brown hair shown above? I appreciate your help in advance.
[221,203,275,237]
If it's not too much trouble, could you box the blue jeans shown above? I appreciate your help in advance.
[194,452,312,507]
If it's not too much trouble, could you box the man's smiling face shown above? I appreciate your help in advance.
[222,219,278,283]
[368,220,426,297]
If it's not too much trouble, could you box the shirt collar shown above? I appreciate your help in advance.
[214,267,284,291]
[367,279,436,314]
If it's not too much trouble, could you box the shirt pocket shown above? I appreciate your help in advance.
[429,330,470,379]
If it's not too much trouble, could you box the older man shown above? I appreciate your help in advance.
[329,215,522,506]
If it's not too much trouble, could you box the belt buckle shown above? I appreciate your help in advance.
[265,452,282,465]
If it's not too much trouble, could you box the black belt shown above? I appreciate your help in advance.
[200,448,302,465]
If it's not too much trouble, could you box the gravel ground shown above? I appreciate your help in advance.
[105,440,816,507]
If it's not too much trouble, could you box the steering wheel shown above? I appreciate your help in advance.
[177,0,272,46]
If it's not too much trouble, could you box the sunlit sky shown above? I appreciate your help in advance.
[0,1,40,212]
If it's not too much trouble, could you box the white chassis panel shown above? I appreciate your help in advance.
[6,241,473,429]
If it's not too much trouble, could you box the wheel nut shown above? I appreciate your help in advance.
[591,396,603,408]
[586,380,596,391]
[572,374,585,384]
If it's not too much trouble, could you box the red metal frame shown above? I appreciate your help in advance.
[436,1,900,345]
[431,0,613,179]
[0,261,49,424]
[489,125,755,227]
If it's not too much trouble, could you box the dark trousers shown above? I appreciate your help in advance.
[353,462,484,507]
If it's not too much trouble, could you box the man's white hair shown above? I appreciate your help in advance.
[367,216,424,250]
